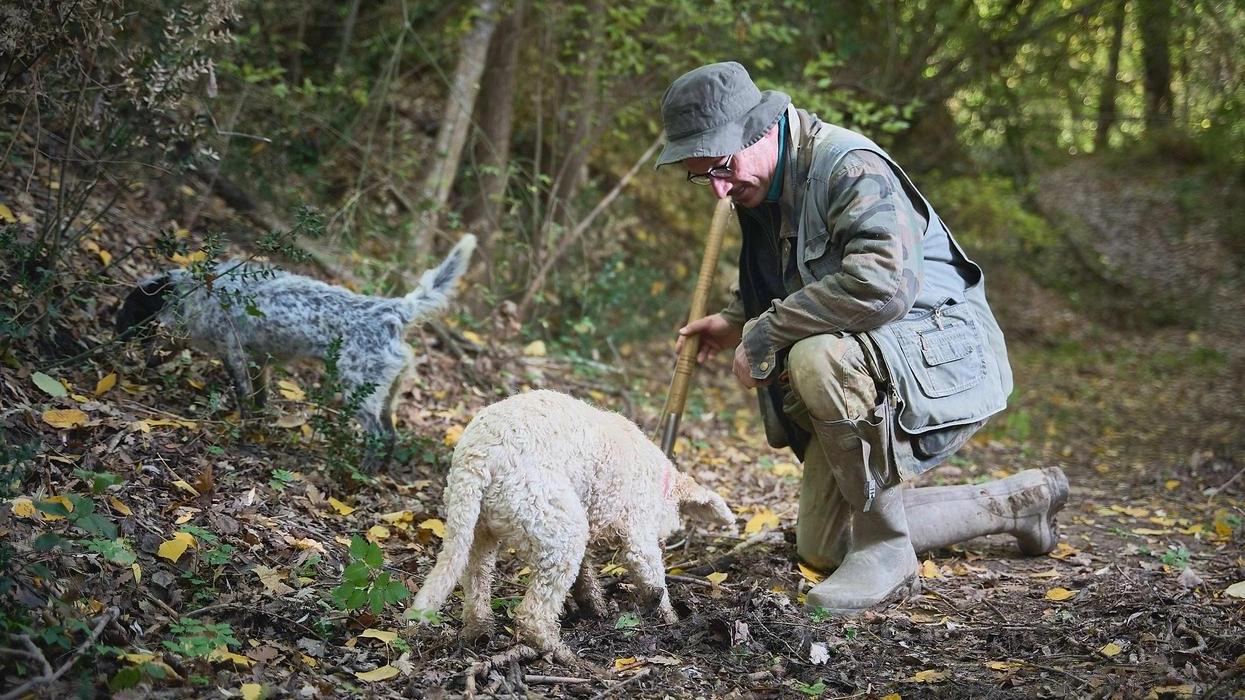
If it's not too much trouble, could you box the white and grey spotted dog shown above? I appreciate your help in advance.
[116,235,476,460]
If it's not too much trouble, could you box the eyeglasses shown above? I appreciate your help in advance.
[686,154,734,185]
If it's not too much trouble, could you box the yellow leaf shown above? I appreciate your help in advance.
[706,572,728,585]
[1029,568,1061,579]
[1099,642,1122,657]
[1132,528,1170,536]
[254,565,295,595]
[906,669,948,683]
[10,498,36,518]
[1213,518,1234,539]
[274,413,307,428]
[796,562,824,584]
[1164,479,1180,490]
[419,518,445,538]
[522,340,546,357]
[919,559,943,579]
[649,280,666,296]
[208,647,255,667]
[367,525,391,541]
[985,660,1026,671]
[443,424,464,447]
[1048,542,1078,559]
[170,250,206,265]
[1224,581,1245,599]
[0,203,15,223]
[461,330,483,345]
[42,408,89,429]
[355,665,400,682]
[327,497,355,515]
[132,563,142,584]
[380,510,414,525]
[171,480,200,496]
[600,562,627,576]
[82,239,112,266]
[188,378,206,390]
[1146,685,1196,699]
[771,461,801,477]
[158,531,196,562]
[878,695,902,700]
[744,508,779,535]
[277,380,305,401]
[41,495,74,520]
[1045,587,1077,601]
[240,683,265,700]
[94,373,117,395]
[109,497,132,516]
[359,629,398,644]
[613,657,640,670]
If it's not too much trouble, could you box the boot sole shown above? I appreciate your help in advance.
[805,573,922,616]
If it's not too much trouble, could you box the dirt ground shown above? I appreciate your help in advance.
[2,163,1243,699]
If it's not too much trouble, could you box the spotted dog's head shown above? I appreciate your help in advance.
[115,274,175,340]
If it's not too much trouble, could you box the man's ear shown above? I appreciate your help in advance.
[673,472,735,527]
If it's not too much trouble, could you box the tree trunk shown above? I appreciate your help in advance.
[463,0,528,253]
[1094,1,1127,151]
[409,0,499,255]
[1137,0,1175,130]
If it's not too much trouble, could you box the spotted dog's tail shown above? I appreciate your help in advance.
[399,234,476,324]
[409,448,490,618]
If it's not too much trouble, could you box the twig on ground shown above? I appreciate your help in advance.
[1208,462,1244,500]
[588,666,651,700]
[524,674,592,685]
[0,606,118,700]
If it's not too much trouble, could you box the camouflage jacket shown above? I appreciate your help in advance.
[724,106,1012,458]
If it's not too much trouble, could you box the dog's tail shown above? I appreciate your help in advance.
[409,450,489,616]
[399,234,476,324]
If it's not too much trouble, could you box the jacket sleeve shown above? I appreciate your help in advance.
[740,150,927,380]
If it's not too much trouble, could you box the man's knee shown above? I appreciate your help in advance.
[787,335,878,422]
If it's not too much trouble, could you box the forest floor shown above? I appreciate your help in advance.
[1,156,1243,700]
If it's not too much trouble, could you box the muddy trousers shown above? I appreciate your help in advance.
[784,335,1068,611]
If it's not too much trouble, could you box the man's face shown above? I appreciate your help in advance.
[682,127,778,208]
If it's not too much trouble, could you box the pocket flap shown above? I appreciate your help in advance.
[920,325,975,366]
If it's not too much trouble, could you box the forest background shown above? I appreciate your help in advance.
[1,0,1244,697]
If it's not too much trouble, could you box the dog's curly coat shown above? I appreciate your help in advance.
[115,235,475,455]
[410,390,735,659]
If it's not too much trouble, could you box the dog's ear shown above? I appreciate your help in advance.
[116,275,174,339]
[672,472,735,527]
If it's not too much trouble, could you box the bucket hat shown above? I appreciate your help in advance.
[656,61,790,168]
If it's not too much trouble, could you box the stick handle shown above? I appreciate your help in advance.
[658,198,734,457]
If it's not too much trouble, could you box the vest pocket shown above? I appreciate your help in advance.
[895,299,986,400]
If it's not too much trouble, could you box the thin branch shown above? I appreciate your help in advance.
[0,607,119,700]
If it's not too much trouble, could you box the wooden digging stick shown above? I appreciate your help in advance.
[657,197,735,458]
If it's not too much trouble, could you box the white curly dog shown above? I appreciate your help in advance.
[409,390,735,660]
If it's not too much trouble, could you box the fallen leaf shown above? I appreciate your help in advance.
[985,660,1027,671]
[461,330,483,345]
[359,629,398,644]
[32,371,68,398]
[277,380,305,401]
[920,559,943,579]
[1029,568,1061,579]
[419,518,445,538]
[328,497,355,515]
[208,647,255,667]
[42,408,89,429]
[1048,542,1079,559]
[744,507,779,534]
[1099,642,1122,657]
[443,424,464,447]
[0,203,15,223]
[109,498,132,516]
[355,665,400,682]
[94,373,117,395]
[797,562,824,584]
[10,498,36,518]
[1164,479,1180,490]
[1045,587,1077,601]
[523,340,546,357]
[254,565,295,595]
[240,683,265,700]
[809,642,830,665]
[367,525,390,541]
[157,531,197,563]
[1145,684,1196,699]
[905,669,948,683]
[1224,581,1245,599]
[706,572,728,585]
[171,480,201,496]
[613,657,640,671]
[274,413,307,428]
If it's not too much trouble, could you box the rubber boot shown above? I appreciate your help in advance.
[804,418,918,614]
[905,467,1070,556]
[795,439,853,571]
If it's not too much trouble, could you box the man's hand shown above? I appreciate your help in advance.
[732,343,770,389]
[676,313,742,365]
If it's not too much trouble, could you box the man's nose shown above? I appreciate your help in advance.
[711,178,731,199]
